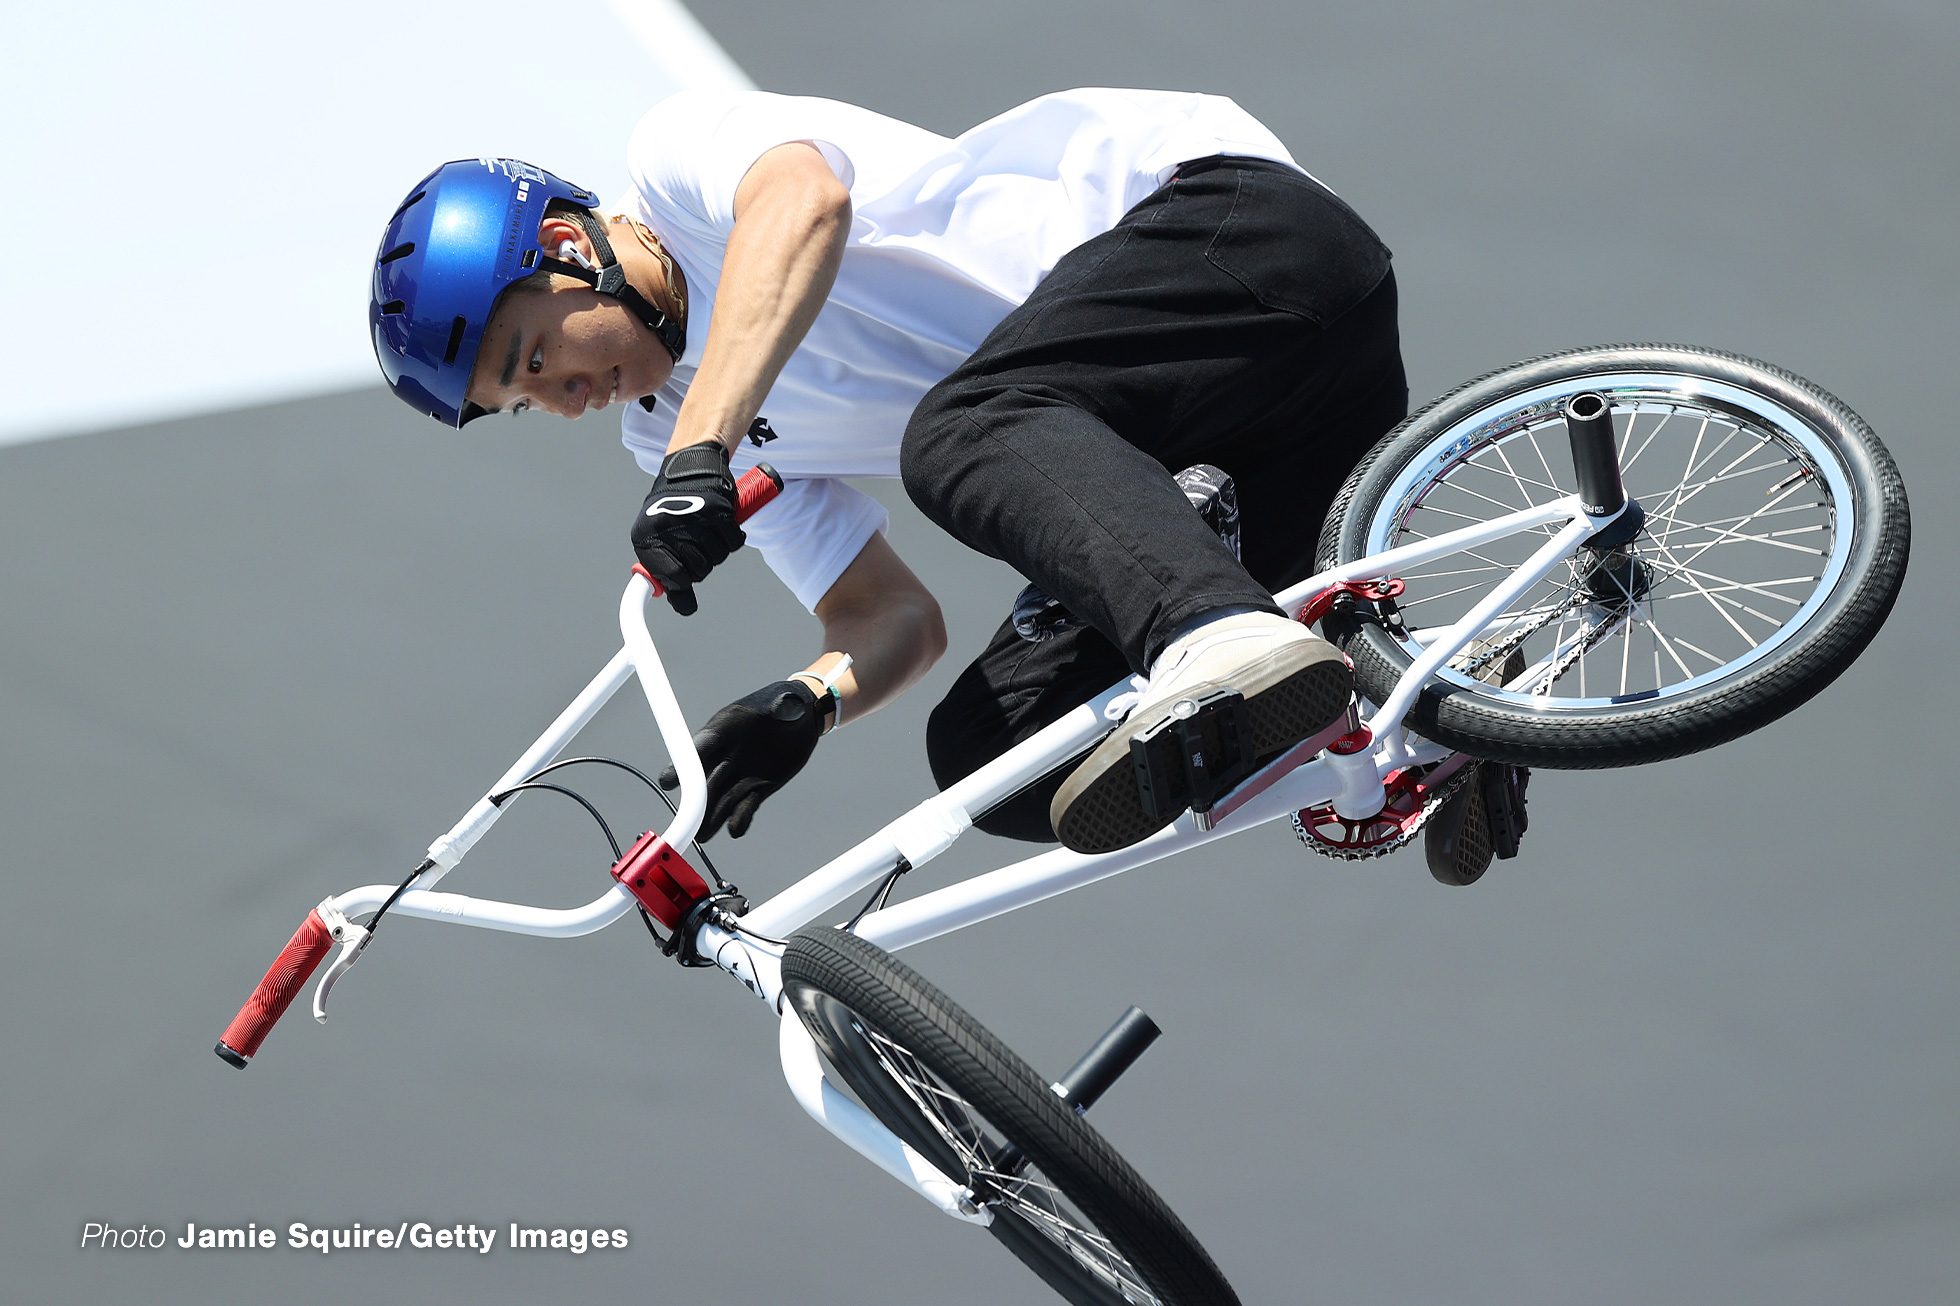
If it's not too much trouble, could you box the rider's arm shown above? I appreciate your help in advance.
[793,532,947,729]
[665,141,851,457]
[659,531,945,839]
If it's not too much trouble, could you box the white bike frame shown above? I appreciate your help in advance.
[306,490,1616,1223]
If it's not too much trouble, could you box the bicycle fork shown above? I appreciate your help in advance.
[778,994,1166,1226]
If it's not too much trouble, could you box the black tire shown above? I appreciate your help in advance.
[782,927,1238,1306]
[1316,344,1909,767]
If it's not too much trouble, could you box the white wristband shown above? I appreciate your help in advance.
[792,653,853,731]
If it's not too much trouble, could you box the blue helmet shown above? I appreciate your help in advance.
[370,159,605,427]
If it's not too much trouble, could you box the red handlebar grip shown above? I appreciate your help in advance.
[734,462,784,522]
[633,462,785,598]
[215,909,334,1068]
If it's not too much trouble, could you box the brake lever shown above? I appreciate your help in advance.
[310,900,372,1024]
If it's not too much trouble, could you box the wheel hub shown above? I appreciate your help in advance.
[1580,547,1653,604]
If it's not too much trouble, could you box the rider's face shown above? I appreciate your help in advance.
[466,281,674,420]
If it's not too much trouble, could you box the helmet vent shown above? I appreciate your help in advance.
[381,300,406,316]
[442,316,469,366]
[379,242,417,265]
[391,189,427,219]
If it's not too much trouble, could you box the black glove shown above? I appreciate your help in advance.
[630,442,745,616]
[658,679,829,839]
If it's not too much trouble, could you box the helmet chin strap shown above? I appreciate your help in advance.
[532,211,687,373]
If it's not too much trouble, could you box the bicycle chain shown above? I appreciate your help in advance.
[1445,589,1636,693]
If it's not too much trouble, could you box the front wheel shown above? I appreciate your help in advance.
[1317,344,1910,767]
[782,927,1239,1306]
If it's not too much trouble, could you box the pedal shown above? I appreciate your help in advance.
[1129,688,1257,823]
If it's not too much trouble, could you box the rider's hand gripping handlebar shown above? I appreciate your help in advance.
[632,462,785,599]
[214,462,785,1068]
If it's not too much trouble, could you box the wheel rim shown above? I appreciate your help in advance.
[1363,372,1857,708]
[849,1016,1164,1306]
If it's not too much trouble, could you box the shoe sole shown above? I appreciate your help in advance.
[1051,646,1353,855]
[1424,765,1494,886]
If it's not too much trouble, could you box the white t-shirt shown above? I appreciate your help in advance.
[615,88,1304,611]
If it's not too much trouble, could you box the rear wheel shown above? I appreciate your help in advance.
[782,927,1239,1306]
[1317,344,1909,766]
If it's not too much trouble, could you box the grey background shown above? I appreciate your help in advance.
[5,2,1954,1302]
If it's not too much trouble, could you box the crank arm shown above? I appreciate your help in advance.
[1194,712,1355,831]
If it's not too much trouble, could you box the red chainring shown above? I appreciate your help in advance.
[1293,765,1438,855]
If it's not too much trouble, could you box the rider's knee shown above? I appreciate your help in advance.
[899,380,968,517]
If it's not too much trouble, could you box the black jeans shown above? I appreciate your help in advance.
[902,157,1408,842]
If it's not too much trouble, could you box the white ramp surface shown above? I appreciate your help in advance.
[0,0,749,448]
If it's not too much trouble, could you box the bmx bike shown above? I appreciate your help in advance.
[214,344,1909,1306]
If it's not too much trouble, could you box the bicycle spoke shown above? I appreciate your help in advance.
[1656,501,1818,531]
[1484,438,1559,500]
[1660,437,1778,521]
[1617,405,1680,477]
[1664,479,1821,571]
[1650,581,1787,631]
[1408,501,1507,527]
[1668,632,1728,666]
[1395,580,1508,609]
[857,1021,1164,1306]
[1664,524,1827,556]
[1429,475,1554,520]
[1669,412,1715,515]
[1659,567,1817,606]
[1390,563,1512,583]
[1620,599,1635,698]
[1670,559,1763,647]
[1634,609,1700,680]
[1648,425,1745,524]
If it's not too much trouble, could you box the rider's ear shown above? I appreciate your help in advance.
[534,215,592,268]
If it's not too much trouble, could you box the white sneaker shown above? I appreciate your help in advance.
[1050,612,1353,854]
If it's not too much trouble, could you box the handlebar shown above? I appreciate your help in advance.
[215,460,785,1069]
[215,908,335,1068]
